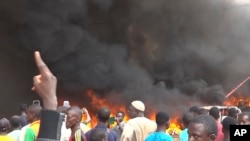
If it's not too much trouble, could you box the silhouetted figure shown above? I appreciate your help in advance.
[145,111,174,141]
[238,112,250,125]
[86,107,117,141]
[8,115,21,141]
[89,128,108,141]
[221,117,237,141]
[179,112,194,141]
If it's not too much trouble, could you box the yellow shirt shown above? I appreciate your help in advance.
[24,120,40,141]
[0,135,15,141]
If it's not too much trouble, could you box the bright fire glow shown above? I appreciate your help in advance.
[224,93,250,107]
[85,89,128,128]
[84,89,183,135]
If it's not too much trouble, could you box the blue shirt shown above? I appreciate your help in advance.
[145,131,174,141]
[85,123,117,141]
[179,128,188,141]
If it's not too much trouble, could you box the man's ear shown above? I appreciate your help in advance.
[165,121,170,129]
[209,134,216,141]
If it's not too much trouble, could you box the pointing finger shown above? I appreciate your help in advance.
[34,51,51,76]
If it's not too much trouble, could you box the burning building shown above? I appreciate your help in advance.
[1,0,250,124]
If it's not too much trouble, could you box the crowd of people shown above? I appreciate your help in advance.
[1,51,250,141]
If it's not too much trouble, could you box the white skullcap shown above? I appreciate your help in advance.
[131,100,145,112]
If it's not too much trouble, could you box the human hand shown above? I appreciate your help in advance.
[82,107,88,114]
[32,51,57,110]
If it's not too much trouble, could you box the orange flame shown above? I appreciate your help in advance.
[224,93,250,107]
[84,89,183,136]
[166,117,182,136]
[84,89,128,128]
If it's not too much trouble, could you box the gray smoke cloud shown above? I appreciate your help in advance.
[1,0,250,116]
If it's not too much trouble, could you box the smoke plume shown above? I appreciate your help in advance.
[1,0,250,116]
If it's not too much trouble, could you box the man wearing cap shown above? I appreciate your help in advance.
[120,100,157,141]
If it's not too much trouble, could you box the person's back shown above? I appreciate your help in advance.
[145,111,173,141]
[179,112,194,141]
[209,107,224,141]
[86,107,117,141]
[222,117,237,141]
[0,118,15,141]
[120,100,157,141]
[227,108,238,119]
[8,115,21,141]
[124,117,157,140]
[89,128,108,141]
[20,104,28,128]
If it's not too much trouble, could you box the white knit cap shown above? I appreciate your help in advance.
[131,100,145,111]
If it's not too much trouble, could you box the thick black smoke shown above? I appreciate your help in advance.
[1,0,250,116]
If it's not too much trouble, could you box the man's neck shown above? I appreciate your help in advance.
[71,124,81,135]
[137,113,144,117]
[156,126,166,132]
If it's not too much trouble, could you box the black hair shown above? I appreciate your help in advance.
[156,111,169,125]
[198,108,208,115]
[222,116,237,131]
[209,107,220,120]
[20,103,27,112]
[67,106,83,120]
[90,128,107,141]
[189,106,199,114]
[189,114,218,136]
[0,118,10,132]
[27,104,42,118]
[182,112,195,127]
[97,107,110,122]
[228,108,238,119]
[10,115,21,128]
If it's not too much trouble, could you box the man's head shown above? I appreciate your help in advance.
[198,108,208,115]
[20,103,27,113]
[155,111,170,129]
[228,108,238,119]
[97,107,110,123]
[26,104,42,123]
[10,115,21,129]
[238,112,250,125]
[222,116,237,134]
[128,100,145,118]
[188,114,217,141]
[182,112,195,128]
[209,107,220,120]
[90,128,108,141]
[65,106,82,129]
[115,111,125,122]
[189,106,200,116]
[0,118,10,133]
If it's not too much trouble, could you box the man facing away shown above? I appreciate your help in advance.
[145,111,174,141]
[179,112,194,141]
[221,117,237,141]
[89,128,108,141]
[85,107,117,141]
[120,100,157,141]
[208,107,224,141]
